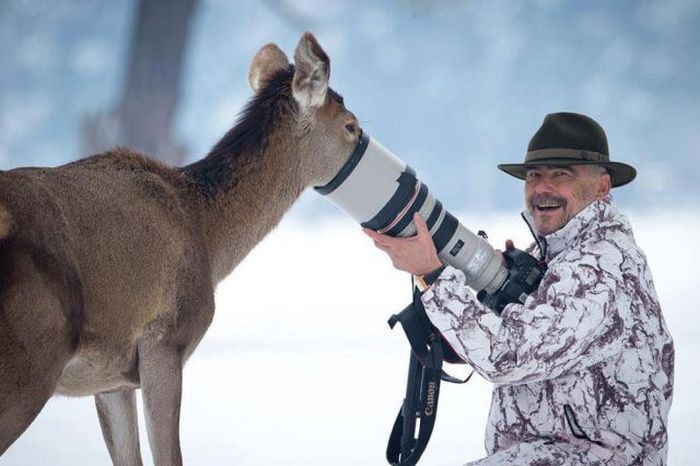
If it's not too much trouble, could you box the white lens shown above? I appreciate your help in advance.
[315,132,507,293]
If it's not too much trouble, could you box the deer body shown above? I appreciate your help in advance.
[0,33,359,465]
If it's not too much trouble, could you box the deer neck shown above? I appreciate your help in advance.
[185,132,308,284]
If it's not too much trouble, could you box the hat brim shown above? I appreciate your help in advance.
[497,159,637,188]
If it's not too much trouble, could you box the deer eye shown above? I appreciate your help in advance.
[345,123,356,133]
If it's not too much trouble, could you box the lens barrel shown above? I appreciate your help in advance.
[315,132,508,294]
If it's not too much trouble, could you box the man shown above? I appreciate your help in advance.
[365,113,674,465]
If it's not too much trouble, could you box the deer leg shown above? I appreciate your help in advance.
[95,389,143,466]
[138,343,184,466]
[0,246,77,454]
[0,333,69,455]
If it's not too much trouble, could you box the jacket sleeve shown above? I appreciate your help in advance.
[421,240,628,385]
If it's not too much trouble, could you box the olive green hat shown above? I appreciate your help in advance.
[498,112,637,187]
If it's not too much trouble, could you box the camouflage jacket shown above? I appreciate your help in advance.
[421,199,674,465]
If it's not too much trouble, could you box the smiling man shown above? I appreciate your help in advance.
[365,113,674,465]
[523,163,609,235]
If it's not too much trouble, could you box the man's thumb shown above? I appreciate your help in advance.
[414,212,430,237]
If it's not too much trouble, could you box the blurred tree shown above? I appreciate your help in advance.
[82,0,198,165]
[259,0,318,30]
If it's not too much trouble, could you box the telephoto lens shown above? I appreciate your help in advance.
[314,131,509,295]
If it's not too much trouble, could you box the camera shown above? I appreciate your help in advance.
[315,131,514,296]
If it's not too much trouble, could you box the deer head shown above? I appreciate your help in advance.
[248,32,360,188]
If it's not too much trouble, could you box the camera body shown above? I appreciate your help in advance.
[477,247,547,315]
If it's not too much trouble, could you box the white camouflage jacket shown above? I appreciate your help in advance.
[421,199,674,465]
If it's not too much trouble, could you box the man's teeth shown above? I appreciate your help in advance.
[537,203,561,208]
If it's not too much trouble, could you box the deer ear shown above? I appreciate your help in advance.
[292,32,330,109]
[248,44,289,93]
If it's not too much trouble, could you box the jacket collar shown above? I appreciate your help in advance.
[522,198,621,262]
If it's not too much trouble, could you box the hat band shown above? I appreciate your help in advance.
[525,148,609,163]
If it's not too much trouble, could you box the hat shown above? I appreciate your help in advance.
[497,112,636,187]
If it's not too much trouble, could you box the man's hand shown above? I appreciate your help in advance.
[363,212,443,275]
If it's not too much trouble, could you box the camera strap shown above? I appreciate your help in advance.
[386,289,473,465]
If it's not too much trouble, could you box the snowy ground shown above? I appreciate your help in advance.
[2,207,697,465]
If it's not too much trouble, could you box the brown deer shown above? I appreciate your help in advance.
[0,32,360,465]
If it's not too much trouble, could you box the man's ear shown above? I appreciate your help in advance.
[596,171,612,199]
[292,32,329,110]
[248,43,289,93]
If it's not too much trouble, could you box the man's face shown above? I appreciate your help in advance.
[524,165,611,235]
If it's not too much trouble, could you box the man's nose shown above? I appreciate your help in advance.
[532,175,555,194]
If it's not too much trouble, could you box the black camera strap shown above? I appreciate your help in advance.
[386,289,473,466]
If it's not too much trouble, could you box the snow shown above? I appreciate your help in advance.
[1,208,697,465]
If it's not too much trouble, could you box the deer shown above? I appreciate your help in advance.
[0,32,360,465]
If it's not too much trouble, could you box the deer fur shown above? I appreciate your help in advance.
[0,32,360,465]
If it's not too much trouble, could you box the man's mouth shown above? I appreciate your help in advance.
[536,202,562,212]
[531,198,565,214]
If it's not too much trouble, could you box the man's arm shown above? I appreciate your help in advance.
[422,240,627,385]
[365,212,629,385]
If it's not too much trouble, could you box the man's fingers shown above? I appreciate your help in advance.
[373,240,392,252]
[364,228,386,243]
[372,237,388,249]
[364,228,398,250]
[364,217,442,275]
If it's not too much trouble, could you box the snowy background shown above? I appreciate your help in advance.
[1,0,699,465]
[3,211,698,465]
